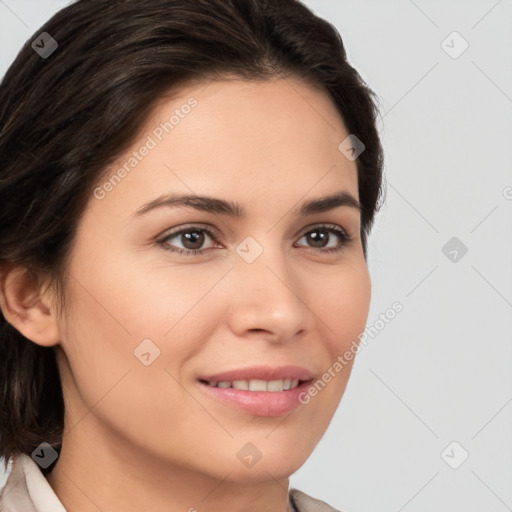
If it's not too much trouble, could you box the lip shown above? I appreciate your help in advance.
[197,379,314,416]
[196,365,315,417]
[197,365,315,382]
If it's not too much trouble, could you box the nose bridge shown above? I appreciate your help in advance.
[236,234,293,292]
[226,234,309,338]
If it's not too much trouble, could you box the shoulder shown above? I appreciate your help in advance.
[289,487,346,512]
[0,454,66,512]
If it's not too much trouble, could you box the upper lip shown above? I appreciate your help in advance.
[198,365,315,383]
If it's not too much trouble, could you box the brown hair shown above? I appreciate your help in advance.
[0,0,384,470]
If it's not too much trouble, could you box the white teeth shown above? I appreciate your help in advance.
[267,380,284,392]
[232,380,249,390]
[205,378,302,391]
[249,379,267,391]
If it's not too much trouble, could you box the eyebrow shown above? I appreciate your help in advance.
[133,190,362,218]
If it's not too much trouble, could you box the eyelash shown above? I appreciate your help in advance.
[156,223,353,257]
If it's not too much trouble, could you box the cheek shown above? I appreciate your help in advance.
[57,257,218,446]
[310,259,371,353]
[58,254,234,430]
[293,260,370,420]
[69,241,230,338]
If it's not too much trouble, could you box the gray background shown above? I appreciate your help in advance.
[1,1,511,511]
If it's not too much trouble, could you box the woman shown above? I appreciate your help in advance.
[0,0,384,511]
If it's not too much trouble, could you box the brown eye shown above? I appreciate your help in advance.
[158,226,218,255]
[305,228,330,248]
[296,224,351,253]
[178,230,206,250]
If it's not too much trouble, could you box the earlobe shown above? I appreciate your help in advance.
[0,263,61,347]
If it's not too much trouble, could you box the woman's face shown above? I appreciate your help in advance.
[52,77,371,482]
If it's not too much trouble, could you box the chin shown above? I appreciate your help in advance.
[220,461,303,484]
[221,445,310,483]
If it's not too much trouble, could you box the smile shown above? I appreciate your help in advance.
[200,378,302,392]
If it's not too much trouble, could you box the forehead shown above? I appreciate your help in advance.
[91,77,359,220]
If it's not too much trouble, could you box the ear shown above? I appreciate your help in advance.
[0,263,61,347]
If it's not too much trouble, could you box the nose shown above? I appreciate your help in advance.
[225,243,312,343]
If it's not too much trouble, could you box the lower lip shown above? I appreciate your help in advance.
[197,380,313,417]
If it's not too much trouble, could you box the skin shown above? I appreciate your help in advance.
[0,76,371,512]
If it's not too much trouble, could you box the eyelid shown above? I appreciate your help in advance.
[158,222,222,241]
[156,222,352,255]
[294,223,352,249]
[159,222,349,241]
[296,222,348,238]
